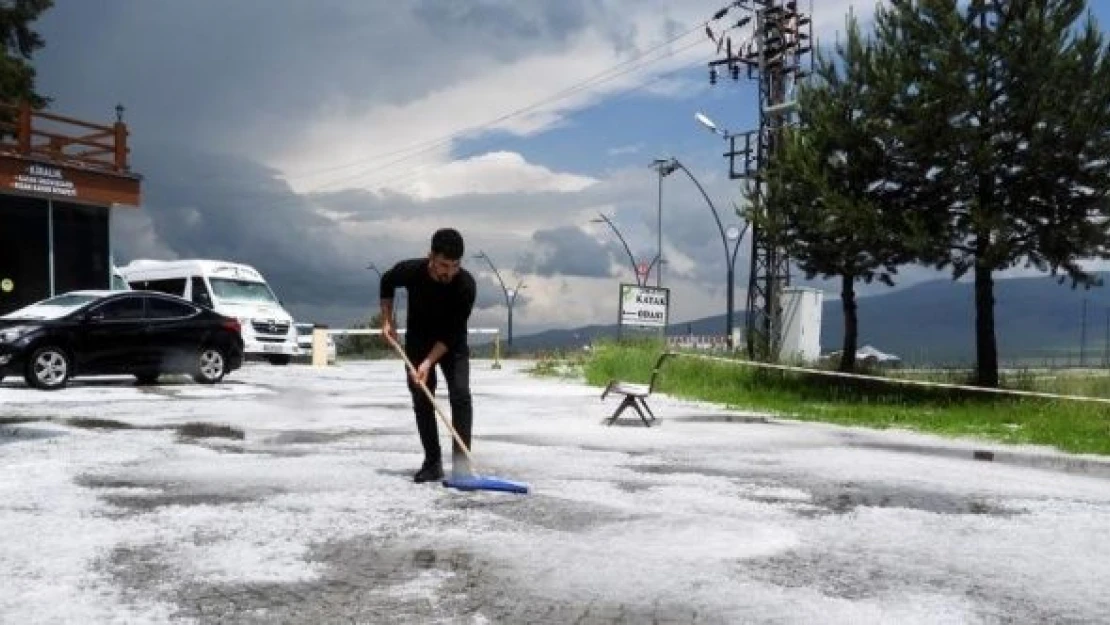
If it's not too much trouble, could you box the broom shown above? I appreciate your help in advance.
[386,334,529,495]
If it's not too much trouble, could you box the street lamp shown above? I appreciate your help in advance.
[694,111,732,138]
[650,158,680,287]
[656,156,749,349]
[589,213,659,286]
[724,223,749,349]
[366,263,381,280]
[474,251,525,348]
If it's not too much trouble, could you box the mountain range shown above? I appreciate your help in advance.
[509,273,1110,365]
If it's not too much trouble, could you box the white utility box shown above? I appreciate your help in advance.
[779,287,823,364]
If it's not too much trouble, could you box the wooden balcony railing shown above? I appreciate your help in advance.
[0,101,130,174]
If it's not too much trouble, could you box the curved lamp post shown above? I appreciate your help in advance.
[656,157,749,349]
[474,251,525,348]
[650,158,682,287]
[589,213,659,286]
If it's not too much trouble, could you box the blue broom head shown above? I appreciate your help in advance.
[442,474,530,494]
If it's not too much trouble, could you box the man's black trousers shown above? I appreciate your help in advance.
[405,343,472,467]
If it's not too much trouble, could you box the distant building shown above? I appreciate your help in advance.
[0,102,142,315]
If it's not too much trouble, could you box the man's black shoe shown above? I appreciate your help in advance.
[413,464,444,483]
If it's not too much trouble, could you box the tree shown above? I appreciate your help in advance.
[871,0,1110,386]
[0,0,53,108]
[763,13,917,372]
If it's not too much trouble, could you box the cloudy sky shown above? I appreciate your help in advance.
[31,1,1110,336]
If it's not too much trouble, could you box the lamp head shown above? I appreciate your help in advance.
[695,111,730,138]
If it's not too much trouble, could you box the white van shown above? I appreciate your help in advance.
[118,259,298,365]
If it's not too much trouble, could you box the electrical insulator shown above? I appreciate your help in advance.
[709,67,718,85]
[731,64,740,80]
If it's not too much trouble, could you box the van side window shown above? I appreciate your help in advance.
[134,278,187,296]
[191,277,213,308]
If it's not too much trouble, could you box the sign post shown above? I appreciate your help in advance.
[618,283,670,341]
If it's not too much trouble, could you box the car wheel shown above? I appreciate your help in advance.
[24,345,71,390]
[135,373,160,385]
[193,346,227,384]
[267,355,290,366]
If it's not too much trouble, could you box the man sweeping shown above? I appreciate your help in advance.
[379,228,477,483]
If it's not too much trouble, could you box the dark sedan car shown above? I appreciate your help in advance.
[0,290,244,390]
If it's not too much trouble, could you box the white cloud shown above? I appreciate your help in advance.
[67,0,896,334]
[275,6,714,196]
[394,151,597,200]
[269,0,873,200]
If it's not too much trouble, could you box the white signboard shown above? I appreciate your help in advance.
[619,284,669,329]
[11,164,77,198]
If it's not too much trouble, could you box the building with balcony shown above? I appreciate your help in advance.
[0,102,142,315]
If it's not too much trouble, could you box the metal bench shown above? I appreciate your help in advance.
[600,352,674,427]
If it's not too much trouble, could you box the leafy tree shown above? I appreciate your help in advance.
[763,13,917,371]
[0,0,53,108]
[870,0,1110,386]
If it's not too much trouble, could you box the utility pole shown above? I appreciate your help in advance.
[704,0,812,361]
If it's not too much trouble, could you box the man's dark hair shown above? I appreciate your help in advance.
[431,228,465,260]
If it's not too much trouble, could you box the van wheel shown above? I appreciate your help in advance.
[25,345,71,390]
[267,355,290,366]
[193,346,227,384]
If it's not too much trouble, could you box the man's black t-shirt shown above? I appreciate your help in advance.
[380,258,477,353]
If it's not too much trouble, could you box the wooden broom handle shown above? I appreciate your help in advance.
[385,334,478,469]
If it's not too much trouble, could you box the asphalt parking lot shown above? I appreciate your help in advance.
[3,359,1110,624]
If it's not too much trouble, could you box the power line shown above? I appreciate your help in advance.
[336,46,716,196]
[295,25,709,193]
[290,22,704,186]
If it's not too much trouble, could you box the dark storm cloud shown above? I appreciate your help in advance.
[312,184,652,280]
[524,226,615,278]
[31,0,605,157]
[415,0,590,51]
[112,142,426,320]
[110,140,541,325]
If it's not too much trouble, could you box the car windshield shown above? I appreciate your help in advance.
[1,293,102,320]
[296,325,312,336]
[209,278,278,303]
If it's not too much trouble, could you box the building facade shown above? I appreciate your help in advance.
[0,102,142,315]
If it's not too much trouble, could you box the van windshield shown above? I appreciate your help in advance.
[209,278,279,303]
